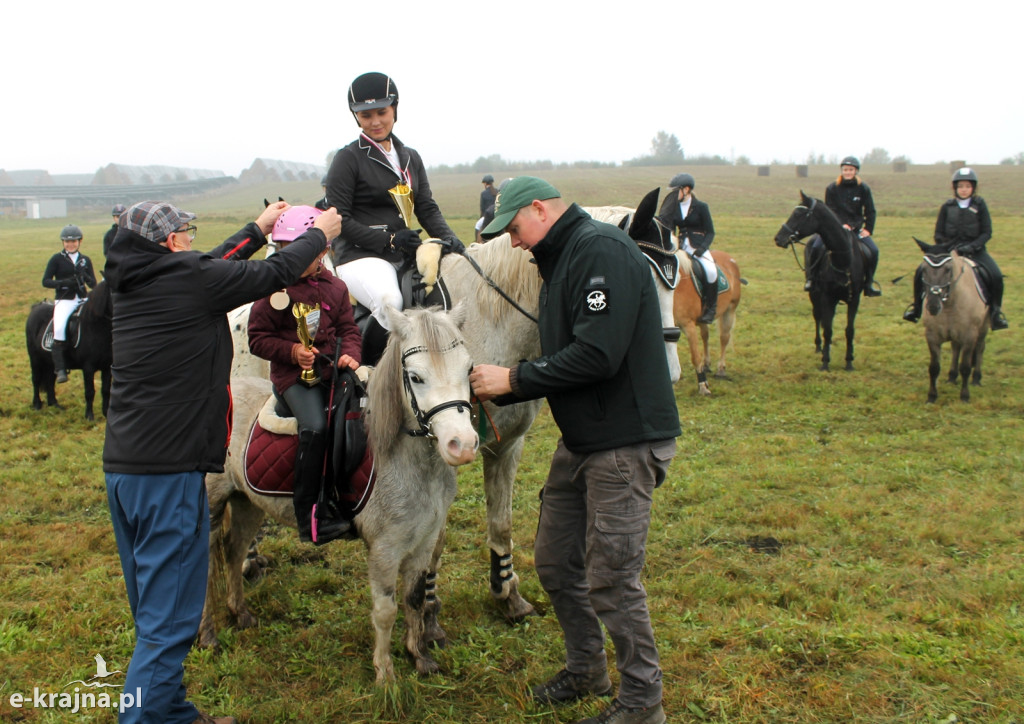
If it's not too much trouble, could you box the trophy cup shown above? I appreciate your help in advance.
[293,301,321,387]
[388,182,415,228]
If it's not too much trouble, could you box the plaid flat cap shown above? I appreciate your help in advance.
[120,201,196,243]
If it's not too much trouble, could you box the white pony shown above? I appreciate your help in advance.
[200,305,478,682]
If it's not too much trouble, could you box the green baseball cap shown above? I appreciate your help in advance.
[481,176,561,235]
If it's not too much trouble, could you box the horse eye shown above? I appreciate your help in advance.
[408,372,424,385]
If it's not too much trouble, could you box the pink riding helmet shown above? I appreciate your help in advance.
[273,205,322,242]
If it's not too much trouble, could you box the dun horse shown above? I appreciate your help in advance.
[920,250,989,403]
[25,280,113,420]
[775,192,867,371]
[201,306,478,681]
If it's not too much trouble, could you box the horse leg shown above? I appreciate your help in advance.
[200,475,232,648]
[947,342,961,384]
[30,362,44,410]
[222,496,266,629]
[482,443,536,622]
[958,342,974,402]
[715,301,735,380]
[422,520,448,648]
[818,299,835,372]
[927,336,942,404]
[681,322,709,396]
[367,548,401,683]
[400,552,442,677]
[699,322,711,374]
[82,368,96,421]
[972,332,987,386]
[844,298,859,371]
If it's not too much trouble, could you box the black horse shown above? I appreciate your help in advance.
[775,192,866,371]
[26,280,113,420]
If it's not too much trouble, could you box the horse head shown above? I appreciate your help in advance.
[370,304,479,467]
[921,251,960,317]
[80,280,113,322]
[774,191,819,248]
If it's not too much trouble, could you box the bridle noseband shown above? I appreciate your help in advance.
[780,199,817,246]
[924,255,964,308]
[400,338,474,438]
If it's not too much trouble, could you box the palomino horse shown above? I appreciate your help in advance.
[674,250,744,395]
[226,195,683,623]
[775,192,866,371]
[25,280,113,420]
[920,250,989,403]
[200,305,479,682]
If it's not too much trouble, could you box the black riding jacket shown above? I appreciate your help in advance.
[325,133,456,266]
[825,177,876,234]
[42,250,96,300]
[102,224,327,475]
[658,194,715,254]
[934,195,992,255]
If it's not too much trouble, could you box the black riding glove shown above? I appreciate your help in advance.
[393,228,422,257]
[442,235,466,255]
[692,245,707,257]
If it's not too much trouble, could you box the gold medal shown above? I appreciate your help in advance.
[269,290,290,310]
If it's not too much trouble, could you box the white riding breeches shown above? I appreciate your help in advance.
[682,240,717,284]
[52,298,82,341]
[336,256,402,330]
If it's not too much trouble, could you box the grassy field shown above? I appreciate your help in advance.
[1,164,1023,723]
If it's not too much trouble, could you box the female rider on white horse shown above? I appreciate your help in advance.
[659,172,718,323]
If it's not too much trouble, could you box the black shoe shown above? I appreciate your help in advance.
[312,507,353,545]
[531,668,612,705]
[902,307,920,323]
[575,699,666,724]
[803,280,813,292]
[864,285,881,297]
[55,369,69,384]
[992,312,1009,331]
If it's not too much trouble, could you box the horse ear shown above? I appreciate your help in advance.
[263,198,270,208]
[383,305,410,340]
[799,190,812,206]
[627,189,660,238]
[448,300,468,330]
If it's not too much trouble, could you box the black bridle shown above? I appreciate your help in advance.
[780,199,817,247]
[923,255,965,310]
[400,338,474,438]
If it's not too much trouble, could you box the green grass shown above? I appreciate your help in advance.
[2,165,1023,722]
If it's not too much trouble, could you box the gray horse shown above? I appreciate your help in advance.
[921,250,990,403]
[200,305,478,682]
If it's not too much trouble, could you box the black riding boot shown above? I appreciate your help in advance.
[864,252,881,297]
[52,341,69,384]
[903,268,924,322]
[698,265,718,324]
[361,316,390,367]
[989,275,1008,330]
[293,430,350,544]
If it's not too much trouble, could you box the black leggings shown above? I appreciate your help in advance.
[277,383,327,435]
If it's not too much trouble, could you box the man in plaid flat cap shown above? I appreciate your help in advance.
[103,200,341,724]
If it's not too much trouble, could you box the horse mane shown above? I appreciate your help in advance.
[451,239,542,325]
[79,280,111,321]
[365,307,463,458]
[584,205,633,226]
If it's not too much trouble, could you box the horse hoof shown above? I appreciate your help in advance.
[497,592,537,623]
[414,655,441,676]
[845,364,854,372]
[714,371,729,380]
[235,610,258,630]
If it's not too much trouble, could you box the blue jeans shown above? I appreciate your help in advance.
[106,472,209,724]
[534,438,676,709]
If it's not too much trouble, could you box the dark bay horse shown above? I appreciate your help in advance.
[775,192,866,371]
[920,251,989,403]
[25,280,112,420]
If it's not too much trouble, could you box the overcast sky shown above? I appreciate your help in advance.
[4,0,1021,177]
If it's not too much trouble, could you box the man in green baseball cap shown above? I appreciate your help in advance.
[471,176,678,724]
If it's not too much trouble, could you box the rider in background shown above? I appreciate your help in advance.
[325,71,464,358]
[659,172,718,323]
[475,174,497,243]
[804,156,880,296]
[42,224,97,383]
[903,167,1008,330]
[103,204,127,256]
[248,206,363,545]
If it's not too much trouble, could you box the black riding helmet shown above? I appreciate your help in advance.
[60,224,83,241]
[111,204,127,216]
[348,72,399,122]
[841,156,860,169]
[669,172,695,191]
[952,166,978,192]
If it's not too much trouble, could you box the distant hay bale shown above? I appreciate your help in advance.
[894,162,908,173]
[757,166,770,177]
[796,165,808,178]
[950,160,966,172]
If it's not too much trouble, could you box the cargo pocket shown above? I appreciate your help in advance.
[649,439,676,488]
[594,507,650,572]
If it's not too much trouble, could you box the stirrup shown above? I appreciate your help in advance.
[902,305,919,323]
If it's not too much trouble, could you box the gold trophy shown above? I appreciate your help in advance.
[388,182,415,228]
[293,301,321,387]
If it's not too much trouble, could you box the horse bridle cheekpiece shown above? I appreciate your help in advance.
[924,254,963,305]
[781,198,817,245]
[401,339,473,438]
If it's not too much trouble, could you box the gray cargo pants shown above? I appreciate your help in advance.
[534,437,676,709]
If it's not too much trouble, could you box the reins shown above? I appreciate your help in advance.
[460,252,538,325]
